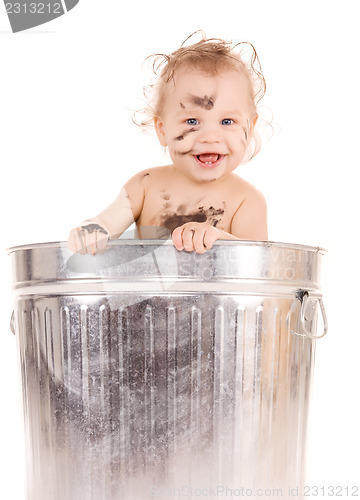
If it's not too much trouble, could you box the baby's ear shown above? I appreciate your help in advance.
[247,115,258,144]
[154,117,167,147]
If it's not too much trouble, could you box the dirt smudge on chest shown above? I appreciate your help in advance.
[159,205,225,233]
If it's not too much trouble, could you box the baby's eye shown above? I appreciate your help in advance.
[221,118,234,126]
[186,118,199,126]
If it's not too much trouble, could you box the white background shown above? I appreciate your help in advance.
[1,0,359,498]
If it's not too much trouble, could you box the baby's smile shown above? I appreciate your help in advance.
[194,153,225,168]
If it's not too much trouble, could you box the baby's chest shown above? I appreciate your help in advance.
[141,189,238,233]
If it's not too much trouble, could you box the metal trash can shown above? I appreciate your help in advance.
[8,240,327,500]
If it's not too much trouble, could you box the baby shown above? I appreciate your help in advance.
[68,34,268,255]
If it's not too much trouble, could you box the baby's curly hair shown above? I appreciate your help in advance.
[134,32,267,161]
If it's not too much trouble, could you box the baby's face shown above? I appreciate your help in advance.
[154,68,257,184]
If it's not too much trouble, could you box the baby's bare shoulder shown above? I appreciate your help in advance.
[128,165,171,184]
[124,165,170,190]
[228,174,265,199]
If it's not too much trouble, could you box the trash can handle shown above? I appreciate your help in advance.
[10,310,16,335]
[287,292,328,339]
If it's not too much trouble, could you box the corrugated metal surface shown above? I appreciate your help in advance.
[9,241,325,500]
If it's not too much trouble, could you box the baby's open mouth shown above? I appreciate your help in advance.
[194,153,225,168]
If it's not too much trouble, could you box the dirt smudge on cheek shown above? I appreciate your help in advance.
[174,127,198,141]
[173,149,192,156]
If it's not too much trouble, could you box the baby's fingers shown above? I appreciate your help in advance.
[83,230,98,255]
[76,228,94,255]
[96,232,109,254]
[81,229,109,255]
[203,229,217,251]
[173,224,206,254]
[80,223,109,254]
[67,228,104,255]
[172,223,221,254]
[182,226,197,252]
[67,228,86,254]
[192,228,207,254]
[172,226,185,251]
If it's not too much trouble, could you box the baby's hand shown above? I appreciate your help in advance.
[67,221,109,255]
[172,222,224,254]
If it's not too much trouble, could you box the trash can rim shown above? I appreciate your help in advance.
[7,239,326,255]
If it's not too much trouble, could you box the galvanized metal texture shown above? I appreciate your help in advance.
[8,240,326,500]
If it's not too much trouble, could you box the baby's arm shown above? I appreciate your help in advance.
[172,189,267,254]
[67,171,148,254]
[230,189,268,241]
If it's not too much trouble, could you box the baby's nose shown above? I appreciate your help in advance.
[197,125,222,144]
